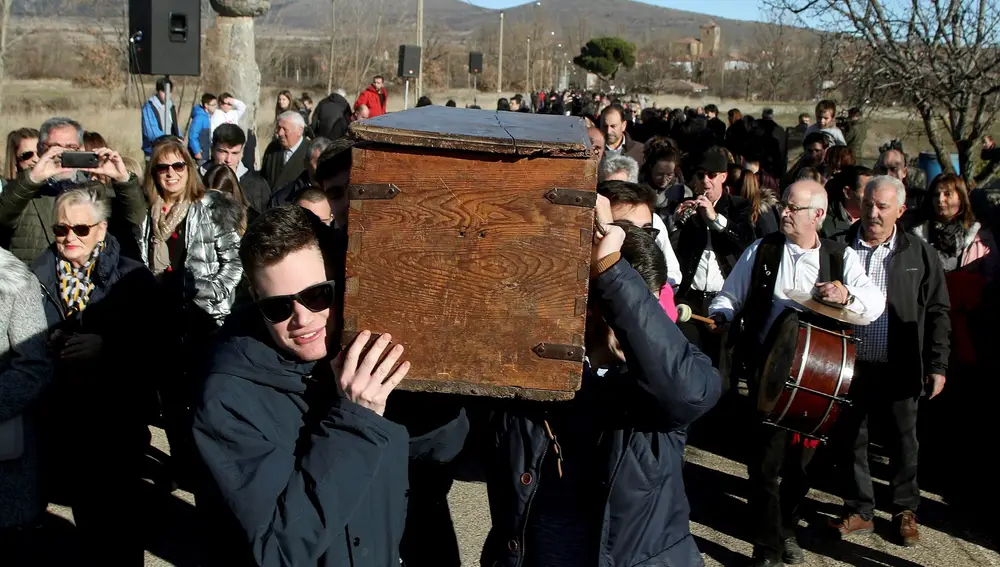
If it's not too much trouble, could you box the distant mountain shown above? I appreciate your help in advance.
[13,0,766,50]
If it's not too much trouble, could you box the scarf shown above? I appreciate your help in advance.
[58,240,104,316]
[149,195,191,275]
[927,219,968,272]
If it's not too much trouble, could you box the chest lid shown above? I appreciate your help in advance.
[348,106,592,157]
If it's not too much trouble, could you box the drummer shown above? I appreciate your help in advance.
[706,180,885,567]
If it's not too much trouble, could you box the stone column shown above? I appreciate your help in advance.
[207,0,270,134]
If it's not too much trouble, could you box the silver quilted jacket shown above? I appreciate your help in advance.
[139,191,243,322]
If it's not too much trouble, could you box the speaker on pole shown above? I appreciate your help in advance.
[128,0,201,76]
[469,52,483,75]
[398,45,421,79]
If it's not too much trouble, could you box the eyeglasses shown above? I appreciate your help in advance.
[17,150,36,162]
[52,223,100,237]
[779,202,817,213]
[695,170,721,179]
[257,280,337,323]
[153,162,186,175]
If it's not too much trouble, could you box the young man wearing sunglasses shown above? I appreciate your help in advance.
[192,206,467,567]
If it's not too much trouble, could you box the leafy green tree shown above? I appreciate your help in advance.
[572,37,636,83]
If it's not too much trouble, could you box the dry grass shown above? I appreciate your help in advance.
[0,81,968,169]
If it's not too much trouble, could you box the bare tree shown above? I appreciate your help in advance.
[767,0,1000,184]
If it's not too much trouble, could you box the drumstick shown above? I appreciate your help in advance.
[676,304,717,326]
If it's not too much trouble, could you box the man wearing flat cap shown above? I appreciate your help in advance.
[669,147,754,388]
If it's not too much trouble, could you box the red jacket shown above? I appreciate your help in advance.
[355,84,387,117]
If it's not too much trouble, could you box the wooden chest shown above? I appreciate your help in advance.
[343,106,597,400]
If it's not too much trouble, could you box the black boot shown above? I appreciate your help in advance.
[782,537,805,564]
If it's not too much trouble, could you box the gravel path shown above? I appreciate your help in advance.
[39,427,999,567]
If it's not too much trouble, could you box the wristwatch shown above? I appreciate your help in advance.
[845,292,855,306]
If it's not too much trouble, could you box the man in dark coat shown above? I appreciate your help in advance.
[821,165,871,243]
[600,104,645,168]
[192,206,467,566]
[312,91,353,140]
[830,175,951,548]
[261,112,311,190]
[481,198,721,567]
[669,149,754,384]
[750,109,788,180]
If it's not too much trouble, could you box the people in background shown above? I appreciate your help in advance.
[141,77,180,159]
[354,75,388,118]
[416,96,433,108]
[188,93,218,162]
[203,163,251,234]
[210,92,247,140]
[262,112,311,190]
[3,128,40,182]
[293,185,333,226]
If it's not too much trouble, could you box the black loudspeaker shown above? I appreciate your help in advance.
[469,52,483,74]
[129,0,201,76]
[398,45,421,79]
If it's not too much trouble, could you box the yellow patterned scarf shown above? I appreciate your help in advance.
[57,241,103,316]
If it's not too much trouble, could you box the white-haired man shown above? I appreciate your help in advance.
[708,180,884,567]
[829,175,950,549]
[262,111,311,189]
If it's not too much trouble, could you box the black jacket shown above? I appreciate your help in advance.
[845,222,951,397]
[820,203,854,243]
[267,170,311,209]
[192,311,469,567]
[238,170,272,218]
[482,259,721,567]
[33,234,158,446]
[312,93,353,141]
[671,192,755,297]
[261,138,312,191]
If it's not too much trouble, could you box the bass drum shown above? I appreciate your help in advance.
[757,309,856,441]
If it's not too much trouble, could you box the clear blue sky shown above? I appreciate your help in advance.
[463,0,764,21]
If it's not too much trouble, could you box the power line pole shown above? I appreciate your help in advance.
[497,11,504,93]
[416,0,424,99]
[526,38,531,95]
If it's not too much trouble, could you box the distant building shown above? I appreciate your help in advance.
[670,20,722,61]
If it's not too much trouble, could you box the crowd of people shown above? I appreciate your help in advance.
[0,74,996,567]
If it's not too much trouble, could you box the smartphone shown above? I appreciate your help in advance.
[60,151,99,169]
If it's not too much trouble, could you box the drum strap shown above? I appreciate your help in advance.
[734,235,850,381]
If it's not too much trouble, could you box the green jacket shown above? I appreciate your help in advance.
[0,171,146,265]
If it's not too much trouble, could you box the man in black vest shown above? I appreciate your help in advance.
[707,180,885,567]
[669,148,754,385]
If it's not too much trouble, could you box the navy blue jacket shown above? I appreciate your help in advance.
[192,310,469,567]
[482,259,722,567]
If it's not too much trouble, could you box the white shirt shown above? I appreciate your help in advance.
[209,98,248,138]
[708,237,886,341]
[651,214,682,287]
[805,124,847,147]
[283,137,303,164]
[691,212,728,293]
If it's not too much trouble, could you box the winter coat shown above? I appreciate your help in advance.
[32,234,157,463]
[261,138,312,191]
[313,93,354,140]
[911,221,996,367]
[670,192,755,297]
[482,258,721,567]
[142,95,181,157]
[0,247,51,528]
[0,171,146,265]
[354,85,387,118]
[192,309,469,567]
[199,162,271,218]
[752,189,781,237]
[188,105,213,160]
[846,222,951,397]
[139,191,243,322]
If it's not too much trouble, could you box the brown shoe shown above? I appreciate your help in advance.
[829,513,874,537]
[896,511,919,547]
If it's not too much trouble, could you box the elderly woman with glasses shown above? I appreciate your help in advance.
[31,184,156,565]
[140,138,244,486]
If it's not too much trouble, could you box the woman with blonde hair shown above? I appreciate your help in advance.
[141,139,244,484]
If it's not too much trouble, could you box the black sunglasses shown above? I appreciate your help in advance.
[257,280,337,323]
[52,223,100,237]
[17,150,36,162]
[153,161,186,175]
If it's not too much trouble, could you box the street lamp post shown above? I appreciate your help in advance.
[498,12,504,93]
